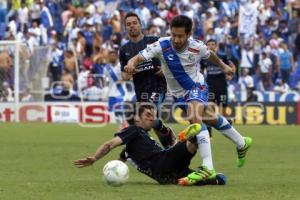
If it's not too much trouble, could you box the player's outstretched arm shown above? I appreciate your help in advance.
[74,136,123,168]
[124,54,145,74]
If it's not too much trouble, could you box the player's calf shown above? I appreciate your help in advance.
[153,119,176,148]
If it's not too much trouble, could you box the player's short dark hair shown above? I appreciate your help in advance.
[170,15,193,34]
[207,39,217,44]
[125,103,155,125]
[137,103,155,117]
[124,12,141,24]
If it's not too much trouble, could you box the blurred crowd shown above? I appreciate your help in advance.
[0,0,299,102]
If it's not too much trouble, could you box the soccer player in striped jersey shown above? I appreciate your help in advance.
[125,15,252,186]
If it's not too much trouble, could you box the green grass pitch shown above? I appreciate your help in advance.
[0,123,300,200]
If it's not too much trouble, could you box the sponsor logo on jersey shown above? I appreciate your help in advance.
[167,54,174,61]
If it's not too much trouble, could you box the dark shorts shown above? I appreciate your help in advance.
[208,84,228,107]
[146,141,195,184]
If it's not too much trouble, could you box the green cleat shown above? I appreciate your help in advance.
[178,123,201,142]
[237,137,253,168]
[178,166,216,186]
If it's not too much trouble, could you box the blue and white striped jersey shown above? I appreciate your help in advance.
[140,37,211,97]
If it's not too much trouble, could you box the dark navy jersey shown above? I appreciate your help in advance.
[119,36,167,101]
[201,53,233,86]
[115,125,198,184]
[115,125,163,169]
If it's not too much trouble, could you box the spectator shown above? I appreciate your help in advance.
[76,31,86,59]
[61,3,73,27]
[49,42,64,82]
[134,1,151,28]
[92,48,106,79]
[202,11,214,35]
[111,11,122,34]
[29,21,41,44]
[258,52,272,90]
[181,5,194,19]
[101,14,113,42]
[2,0,299,103]
[166,4,179,24]
[277,43,295,84]
[83,22,94,57]
[7,15,17,38]
[220,0,234,18]
[0,48,13,92]
[78,64,90,90]
[29,0,41,23]
[39,1,54,44]
[273,78,290,93]
[238,68,255,102]
[17,2,29,33]
[150,10,166,32]
[146,24,160,37]
[85,0,96,15]
[66,18,80,48]
[207,1,218,22]
[278,20,289,43]
[157,1,168,19]
[288,10,300,42]
[240,43,255,74]
[258,4,272,27]
[190,0,202,15]
[61,68,74,92]
[214,19,230,43]
[82,77,103,101]
[0,82,14,102]
[64,50,77,79]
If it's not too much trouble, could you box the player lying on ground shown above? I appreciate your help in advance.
[74,104,226,185]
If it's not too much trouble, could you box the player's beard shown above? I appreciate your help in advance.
[128,29,141,38]
[173,41,187,51]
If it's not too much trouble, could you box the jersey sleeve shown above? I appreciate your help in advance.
[199,43,211,59]
[139,41,162,61]
[114,125,139,144]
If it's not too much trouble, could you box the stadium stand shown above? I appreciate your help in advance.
[0,0,299,103]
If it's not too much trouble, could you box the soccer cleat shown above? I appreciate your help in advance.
[178,166,216,186]
[178,123,201,142]
[236,137,253,168]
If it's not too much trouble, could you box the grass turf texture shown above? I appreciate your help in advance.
[0,123,300,200]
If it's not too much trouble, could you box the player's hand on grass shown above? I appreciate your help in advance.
[74,156,96,168]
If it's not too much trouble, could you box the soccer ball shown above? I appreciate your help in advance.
[102,160,129,186]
